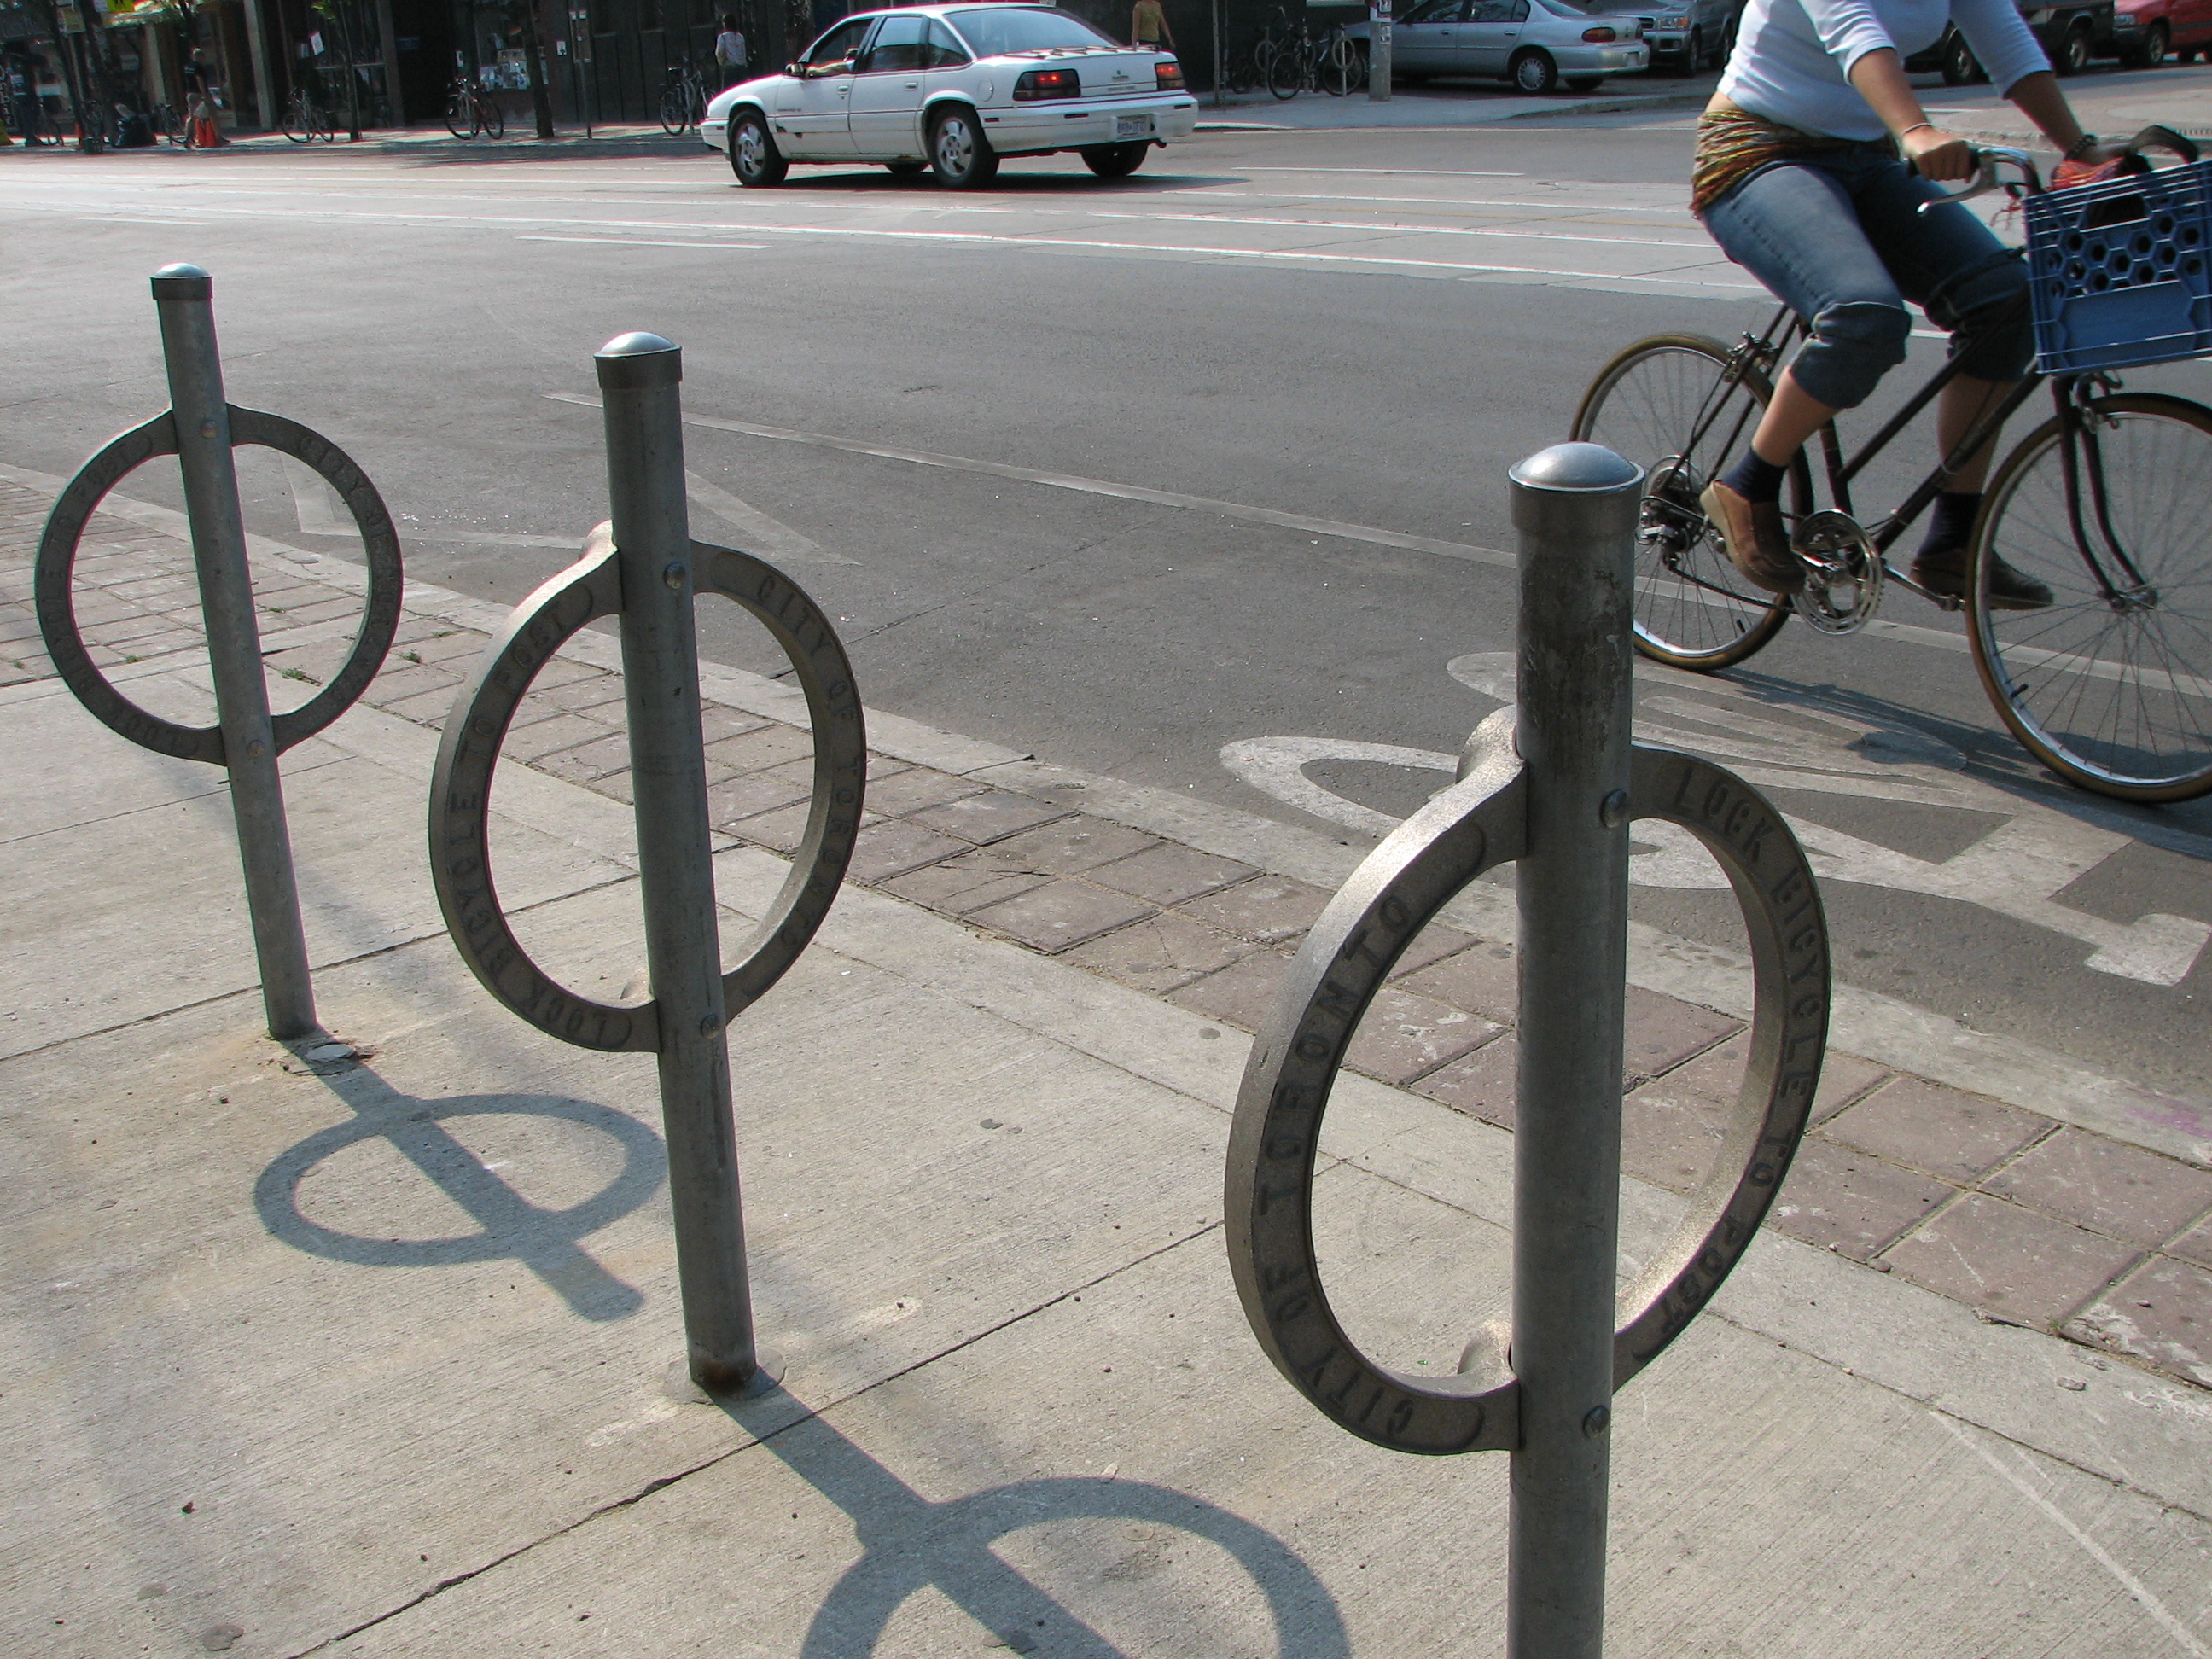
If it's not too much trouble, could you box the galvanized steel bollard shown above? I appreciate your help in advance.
[1224,441,1831,1657]
[35,264,404,1041]
[429,333,865,1393]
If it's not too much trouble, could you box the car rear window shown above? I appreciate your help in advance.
[946,7,1119,56]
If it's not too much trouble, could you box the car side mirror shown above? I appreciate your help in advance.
[786,61,801,75]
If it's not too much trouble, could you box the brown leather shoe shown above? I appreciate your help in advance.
[1698,480,1802,594]
[1910,544,2054,610]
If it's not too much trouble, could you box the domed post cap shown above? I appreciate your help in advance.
[1508,441,1643,495]
[151,264,213,301]
[596,333,683,391]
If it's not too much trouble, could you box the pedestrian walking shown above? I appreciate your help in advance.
[1132,0,1174,50]
[714,14,749,86]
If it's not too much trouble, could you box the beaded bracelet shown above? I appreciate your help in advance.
[2064,131,2100,161]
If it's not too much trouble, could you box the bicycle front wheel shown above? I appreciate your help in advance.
[1970,392,2212,801]
[482,96,504,138]
[660,86,690,134]
[445,90,476,138]
[281,100,311,142]
[1270,47,1304,97]
[1572,334,1804,670]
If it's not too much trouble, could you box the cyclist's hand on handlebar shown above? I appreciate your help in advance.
[1902,124,1976,182]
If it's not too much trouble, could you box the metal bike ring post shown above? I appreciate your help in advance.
[34,406,405,765]
[1225,739,1829,1458]
[429,524,867,1052]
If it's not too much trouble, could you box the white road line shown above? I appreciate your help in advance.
[523,236,769,250]
[1236,166,1528,177]
[544,390,1517,567]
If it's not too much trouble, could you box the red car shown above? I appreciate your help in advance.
[2105,0,2212,63]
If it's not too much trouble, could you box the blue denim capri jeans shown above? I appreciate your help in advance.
[1702,142,2034,410]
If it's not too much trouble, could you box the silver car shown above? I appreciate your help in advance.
[1353,0,1649,94]
[704,3,1199,189]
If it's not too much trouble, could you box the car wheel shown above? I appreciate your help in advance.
[2058,20,2093,73]
[1563,75,1603,92]
[1510,49,1558,94]
[1940,27,1984,84]
[1080,141,1148,178]
[930,106,998,189]
[2142,21,2172,64]
[1687,28,1705,71]
[728,110,787,186]
[885,159,928,176]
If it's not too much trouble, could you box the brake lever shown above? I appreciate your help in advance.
[1918,156,2005,214]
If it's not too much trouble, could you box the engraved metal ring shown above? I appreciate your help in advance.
[33,408,404,765]
[428,525,867,1053]
[1225,740,1830,1456]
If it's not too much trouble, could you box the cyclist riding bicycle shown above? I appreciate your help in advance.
[1692,0,2124,609]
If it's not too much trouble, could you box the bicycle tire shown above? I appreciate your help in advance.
[660,84,689,135]
[1969,391,2212,801]
[1269,44,1305,97]
[1571,334,1806,671]
[1322,38,1359,95]
[1225,49,1256,94]
[281,99,311,143]
[483,96,504,138]
[445,89,476,138]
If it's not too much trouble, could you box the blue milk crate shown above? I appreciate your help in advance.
[2024,157,2212,375]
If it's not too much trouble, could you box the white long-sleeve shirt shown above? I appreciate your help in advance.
[1717,0,2047,140]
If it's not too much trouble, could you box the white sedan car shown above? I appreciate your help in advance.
[704,3,1200,188]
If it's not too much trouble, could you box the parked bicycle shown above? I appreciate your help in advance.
[280,84,337,143]
[4,90,59,146]
[444,74,505,138]
[1222,9,1289,95]
[1271,16,1363,97]
[1574,143,2212,802]
[659,56,707,135]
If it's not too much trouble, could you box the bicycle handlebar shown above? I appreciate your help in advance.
[1914,143,2046,213]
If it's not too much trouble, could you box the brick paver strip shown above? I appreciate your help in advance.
[1412,1033,1519,1131]
[1083,842,1256,907]
[729,800,808,853]
[706,725,815,773]
[1765,1137,1953,1260]
[1061,911,1258,995]
[534,732,633,786]
[1621,1080,1734,1196]
[987,814,1163,876]
[1622,986,1742,1082]
[2068,1254,2212,1386]
[845,819,968,885]
[968,879,1155,955]
[1167,949,1295,1031]
[905,789,1072,847]
[2171,1219,2212,1270]
[707,771,812,825]
[1346,987,1503,1087]
[1400,940,1519,1024]
[1179,876,1333,945]
[864,765,989,817]
[1981,1126,2212,1249]
[508,712,623,764]
[1824,1076,2052,1184]
[881,853,1051,917]
[1882,1191,2142,1324]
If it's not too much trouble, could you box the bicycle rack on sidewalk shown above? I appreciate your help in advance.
[35,264,405,1042]
[428,332,866,1394]
[1223,442,1833,1658]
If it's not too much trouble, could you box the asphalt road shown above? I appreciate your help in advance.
[3,114,2207,1098]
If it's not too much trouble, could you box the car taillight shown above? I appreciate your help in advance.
[1583,26,1618,40]
[1155,57,1185,90]
[1013,67,1082,99]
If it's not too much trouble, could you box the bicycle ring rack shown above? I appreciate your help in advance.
[1226,725,1828,1455]
[36,407,403,763]
[430,523,866,1051]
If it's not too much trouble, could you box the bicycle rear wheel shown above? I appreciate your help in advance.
[1226,49,1258,94]
[1572,334,1805,670]
[482,96,504,138]
[1270,46,1305,97]
[445,89,477,137]
[660,84,690,134]
[281,99,311,142]
[1970,392,2212,801]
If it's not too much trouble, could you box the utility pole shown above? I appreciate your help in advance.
[1368,0,1391,98]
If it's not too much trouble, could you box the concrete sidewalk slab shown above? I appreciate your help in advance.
[6,467,2212,1656]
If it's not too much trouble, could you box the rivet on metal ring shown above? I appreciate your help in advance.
[1582,1404,1611,1438]
[663,562,688,592]
[199,420,217,439]
[1598,789,1628,828]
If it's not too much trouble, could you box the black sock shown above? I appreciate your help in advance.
[1722,450,1787,505]
[1918,491,1982,558]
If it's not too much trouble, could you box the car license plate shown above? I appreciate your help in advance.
[1115,113,1154,141]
